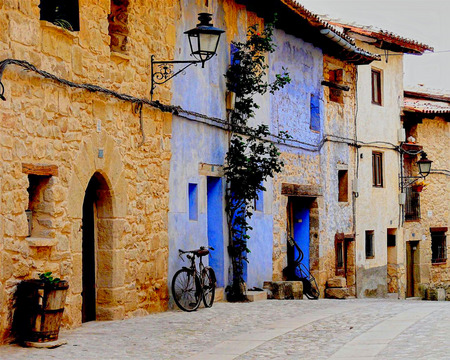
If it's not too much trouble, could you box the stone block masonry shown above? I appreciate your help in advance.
[0,0,177,343]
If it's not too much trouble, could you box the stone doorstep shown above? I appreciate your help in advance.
[246,290,268,302]
[327,276,347,288]
[325,287,350,299]
[215,287,224,302]
[263,281,303,300]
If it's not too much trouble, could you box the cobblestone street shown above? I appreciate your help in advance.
[0,299,449,359]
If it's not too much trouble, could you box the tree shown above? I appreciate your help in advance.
[224,20,291,300]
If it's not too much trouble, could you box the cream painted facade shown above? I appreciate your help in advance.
[353,40,406,298]
[0,0,177,343]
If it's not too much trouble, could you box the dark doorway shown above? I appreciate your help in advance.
[286,197,312,278]
[82,175,100,322]
[406,241,419,297]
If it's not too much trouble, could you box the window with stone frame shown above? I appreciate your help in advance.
[108,0,129,53]
[431,228,447,264]
[39,0,80,31]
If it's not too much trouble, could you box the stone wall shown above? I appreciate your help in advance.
[321,55,357,296]
[402,115,449,299]
[0,0,177,343]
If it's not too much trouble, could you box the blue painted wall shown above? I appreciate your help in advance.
[168,2,325,293]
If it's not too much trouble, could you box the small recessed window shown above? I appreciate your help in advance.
[338,170,348,202]
[372,152,383,187]
[431,228,447,264]
[108,0,129,53]
[371,69,382,105]
[254,188,264,212]
[366,230,374,259]
[39,0,80,31]
[328,69,343,103]
[188,183,198,221]
[310,93,320,132]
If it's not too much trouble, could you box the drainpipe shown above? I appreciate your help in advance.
[320,29,375,59]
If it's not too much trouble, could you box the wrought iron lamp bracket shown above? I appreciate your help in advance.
[150,55,202,100]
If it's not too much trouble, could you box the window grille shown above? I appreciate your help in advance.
[405,187,420,221]
[431,231,447,263]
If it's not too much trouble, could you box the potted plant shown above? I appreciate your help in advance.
[18,272,69,347]
[412,180,428,193]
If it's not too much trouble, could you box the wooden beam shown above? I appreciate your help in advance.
[22,163,58,176]
[321,80,350,91]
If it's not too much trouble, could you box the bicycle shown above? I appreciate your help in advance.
[283,236,320,300]
[171,246,216,312]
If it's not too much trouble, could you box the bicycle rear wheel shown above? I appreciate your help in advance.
[172,269,201,311]
[202,267,216,308]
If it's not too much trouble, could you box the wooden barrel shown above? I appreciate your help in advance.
[20,280,69,342]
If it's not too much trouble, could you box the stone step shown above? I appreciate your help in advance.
[215,287,224,302]
[246,290,268,302]
[263,281,303,300]
[406,297,422,301]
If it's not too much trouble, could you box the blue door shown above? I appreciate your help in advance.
[293,203,310,271]
[207,177,224,287]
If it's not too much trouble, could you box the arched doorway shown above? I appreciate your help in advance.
[82,172,113,322]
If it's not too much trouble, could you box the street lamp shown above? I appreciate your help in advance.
[150,13,224,100]
[417,152,432,177]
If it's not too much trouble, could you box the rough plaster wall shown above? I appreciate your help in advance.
[321,55,357,294]
[169,1,273,291]
[269,29,324,284]
[403,117,450,298]
[0,0,176,343]
[354,41,404,298]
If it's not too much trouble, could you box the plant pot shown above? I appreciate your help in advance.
[412,185,424,192]
[18,279,69,344]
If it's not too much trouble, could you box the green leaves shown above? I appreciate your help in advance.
[38,272,61,285]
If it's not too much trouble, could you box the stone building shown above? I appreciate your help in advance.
[328,22,432,298]
[165,0,379,300]
[0,0,178,343]
[401,90,449,300]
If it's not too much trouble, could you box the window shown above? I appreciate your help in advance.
[338,170,348,202]
[371,69,382,105]
[310,93,320,131]
[39,0,80,31]
[365,230,374,258]
[108,0,129,53]
[188,183,198,221]
[328,69,343,103]
[431,228,447,264]
[335,233,345,276]
[405,187,420,221]
[254,188,264,212]
[372,152,383,187]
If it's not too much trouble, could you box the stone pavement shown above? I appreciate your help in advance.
[0,299,449,359]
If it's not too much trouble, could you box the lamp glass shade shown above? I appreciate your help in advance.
[418,159,432,176]
[185,13,224,64]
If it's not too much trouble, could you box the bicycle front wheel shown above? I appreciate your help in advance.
[201,267,216,308]
[172,269,201,312]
